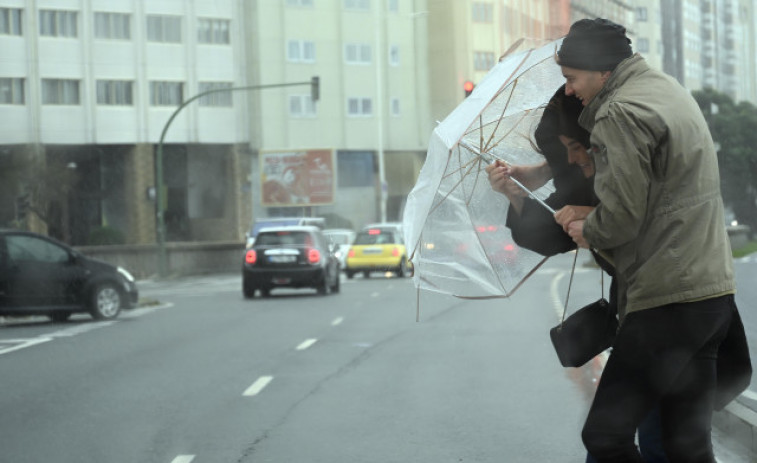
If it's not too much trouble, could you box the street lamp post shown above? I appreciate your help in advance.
[155,77,320,277]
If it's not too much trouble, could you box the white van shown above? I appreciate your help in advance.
[245,217,326,247]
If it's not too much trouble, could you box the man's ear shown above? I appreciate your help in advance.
[599,71,612,84]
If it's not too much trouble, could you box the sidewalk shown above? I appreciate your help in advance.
[714,398,757,459]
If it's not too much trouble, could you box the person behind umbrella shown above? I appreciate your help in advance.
[485,85,669,463]
[554,18,749,462]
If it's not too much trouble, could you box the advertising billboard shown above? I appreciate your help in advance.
[260,149,335,206]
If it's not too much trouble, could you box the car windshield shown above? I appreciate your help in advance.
[354,230,396,245]
[324,233,352,245]
[255,231,313,247]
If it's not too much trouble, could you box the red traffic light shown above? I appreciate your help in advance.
[463,80,475,97]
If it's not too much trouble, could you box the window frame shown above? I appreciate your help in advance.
[0,77,25,105]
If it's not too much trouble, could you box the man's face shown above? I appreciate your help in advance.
[561,66,611,106]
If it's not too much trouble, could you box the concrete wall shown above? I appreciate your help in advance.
[77,241,244,280]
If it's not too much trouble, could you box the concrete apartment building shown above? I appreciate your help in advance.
[0,0,250,246]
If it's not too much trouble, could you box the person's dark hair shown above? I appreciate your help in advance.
[557,18,632,71]
[534,85,589,162]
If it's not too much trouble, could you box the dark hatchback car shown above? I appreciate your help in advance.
[0,229,139,322]
[242,226,340,298]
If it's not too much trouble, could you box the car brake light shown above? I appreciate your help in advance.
[368,229,381,235]
[308,248,320,264]
[348,249,355,258]
[245,249,257,264]
[392,247,400,257]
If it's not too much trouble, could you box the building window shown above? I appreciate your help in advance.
[41,79,80,105]
[636,7,648,21]
[345,43,371,64]
[39,10,78,38]
[347,97,372,116]
[389,45,399,66]
[94,12,131,40]
[147,15,181,43]
[286,0,314,6]
[474,51,496,71]
[0,78,25,104]
[338,151,373,187]
[289,94,316,117]
[198,18,230,44]
[287,40,316,63]
[637,38,649,53]
[472,2,493,23]
[391,97,400,116]
[96,80,133,105]
[0,8,22,36]
[388,0,398,13]
[198,82,233,106]
[150,81,183,105]
[344,0,370,11]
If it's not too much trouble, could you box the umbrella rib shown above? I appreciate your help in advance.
[482,79,517,153]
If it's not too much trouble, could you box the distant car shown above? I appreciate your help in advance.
[245,217,326,248]
[242,226,340,298]
[0,229,139,322]
[322,228,356,270]
[345,227,411,279]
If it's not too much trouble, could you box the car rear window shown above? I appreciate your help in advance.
[354,230,396,245]
[255,231,313,246]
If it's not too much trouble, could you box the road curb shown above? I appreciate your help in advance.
[713,399,757,456]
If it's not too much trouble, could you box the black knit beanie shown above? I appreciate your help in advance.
[557,18,633,71]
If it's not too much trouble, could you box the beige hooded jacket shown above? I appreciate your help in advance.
[578,54,735,316]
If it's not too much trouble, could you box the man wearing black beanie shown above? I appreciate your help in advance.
[553,18,748,463]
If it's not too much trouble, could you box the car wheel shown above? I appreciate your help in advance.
[89,283,123,320]
[396,258,407,278]
[260,288,271,298]
[317,275,329,295]
[49,312,72,323]
[363,271,370,279]
[346,270,354,279]
[243,278,256,299]
[330,271,340,293]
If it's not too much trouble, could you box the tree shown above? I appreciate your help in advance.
[692,88,757,235]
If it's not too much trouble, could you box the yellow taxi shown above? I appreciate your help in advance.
[345,227,411,279]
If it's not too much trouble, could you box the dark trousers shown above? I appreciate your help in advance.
[582,295,734,463]
[585,405,668,463]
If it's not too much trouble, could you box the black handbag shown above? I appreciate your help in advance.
[549,250,618,368]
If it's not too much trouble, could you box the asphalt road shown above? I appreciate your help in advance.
[0,253,754,463]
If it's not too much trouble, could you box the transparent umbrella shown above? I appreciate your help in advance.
[403,38,566,299]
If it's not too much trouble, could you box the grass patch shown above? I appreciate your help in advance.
[733,241,757,258]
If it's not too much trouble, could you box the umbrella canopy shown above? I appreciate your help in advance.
[403,38,566,299]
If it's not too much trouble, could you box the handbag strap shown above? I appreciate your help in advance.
[559,249,580,326]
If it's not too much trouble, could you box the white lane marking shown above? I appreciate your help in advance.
[171,456,195,463]
[331,317,344,326]
[370,292,380,297]
[0,337,53,355]
[296,338,318,351]
[550,271,566,318]
[741,389,757,401]
[243,376,273,396]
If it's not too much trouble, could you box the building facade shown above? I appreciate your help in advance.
[0,0,251,245]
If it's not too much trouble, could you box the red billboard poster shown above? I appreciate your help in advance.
[260,149,335,206]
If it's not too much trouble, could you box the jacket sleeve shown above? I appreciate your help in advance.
[583,102,656,249]
[506,166,594,257]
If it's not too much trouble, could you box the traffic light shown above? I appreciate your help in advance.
[311,76,320,102]
[463,80,475,97]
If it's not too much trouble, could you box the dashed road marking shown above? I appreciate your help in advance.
[171,456,195,463]
[0,337,53,355]
[243,376,273,396]
[296,338,318,351]
[331,317,344,326]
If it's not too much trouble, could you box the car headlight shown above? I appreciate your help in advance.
[118,266,135,283]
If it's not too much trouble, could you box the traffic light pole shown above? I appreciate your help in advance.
[155,77,319,277]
